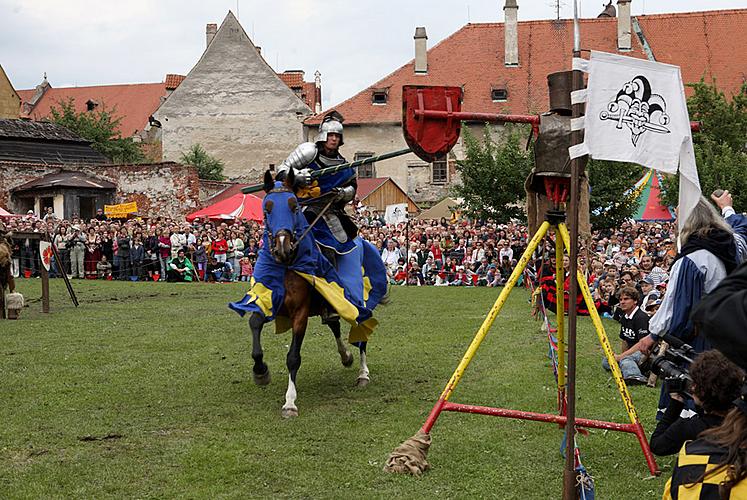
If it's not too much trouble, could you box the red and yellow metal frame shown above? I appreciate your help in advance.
[418,220,659,476]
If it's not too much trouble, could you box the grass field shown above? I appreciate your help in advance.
[1,279,672,498]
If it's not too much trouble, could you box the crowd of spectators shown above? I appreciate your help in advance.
[4,205,681,295]
[4,208,262,283]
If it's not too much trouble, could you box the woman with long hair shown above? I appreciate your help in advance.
[664,393,747,499]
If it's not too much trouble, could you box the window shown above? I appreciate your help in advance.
[354,152,375,178]
[372,90,388,105]
[431,155,447,184]
[491,87,508,102]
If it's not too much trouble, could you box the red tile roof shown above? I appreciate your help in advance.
[165,74,186,90]
[279,71,305,88]
[18,82,169,137]
[306,9,747,125]
[636,10,747,95]
[277,71,320,110]
[355,177,389,199]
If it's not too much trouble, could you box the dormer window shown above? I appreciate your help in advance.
[491,86,508,102]
[86,99,99,112]
[372,89,388,105]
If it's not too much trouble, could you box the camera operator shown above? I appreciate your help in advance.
[602,286,650,385]
[637,199,742,418]
[650,350,744,456]
[664,390,747,498]
[660,258,747,497]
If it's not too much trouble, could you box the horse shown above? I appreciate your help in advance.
[245,169,373,418]
[0,224,15,319]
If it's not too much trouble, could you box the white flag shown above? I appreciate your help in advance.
[573,51,701,229]
[384,203,408,225]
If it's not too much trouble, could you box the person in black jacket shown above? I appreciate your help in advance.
[650,349,744,456]
[602,286,651,385]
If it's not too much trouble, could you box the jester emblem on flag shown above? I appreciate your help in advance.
[599,75,671,146]
[571,50,701,230]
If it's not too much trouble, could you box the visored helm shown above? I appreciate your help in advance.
[315,112,344,146]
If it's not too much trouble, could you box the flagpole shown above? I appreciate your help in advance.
[563,0,585,498]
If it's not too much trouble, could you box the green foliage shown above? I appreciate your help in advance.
[453,124,533,222]
[661,81,747,211]
[180,144,226,181]
[588,159,645,230]
[454,124,642,229]
[49,98,145,164]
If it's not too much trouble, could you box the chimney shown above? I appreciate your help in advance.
[206,23,217,47]
[414,27,428,74]
[617,0,632,51]
[504,0,519,66]
[314,71,322,114]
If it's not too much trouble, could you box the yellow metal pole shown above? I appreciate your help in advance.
[436,221,552,402]
[554,228,566,397]
[557,223,641,424]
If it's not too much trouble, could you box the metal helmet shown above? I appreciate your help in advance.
[315,111,344,145]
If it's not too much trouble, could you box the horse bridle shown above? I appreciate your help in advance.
[264,186,300,263]
[264,187,337,260]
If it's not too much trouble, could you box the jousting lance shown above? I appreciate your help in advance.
[241,148,413,195]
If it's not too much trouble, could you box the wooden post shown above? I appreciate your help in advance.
[563,1,586,497]
[40,257,50,313]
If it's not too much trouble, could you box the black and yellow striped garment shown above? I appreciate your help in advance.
[663,439,747,499]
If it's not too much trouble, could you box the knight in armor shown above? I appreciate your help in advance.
[276,111,361,322]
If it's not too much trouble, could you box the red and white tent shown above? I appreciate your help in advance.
[0,206,21,218]
[186,192,263,222]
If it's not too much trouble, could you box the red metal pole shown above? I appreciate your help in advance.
[414,109,700,131]
[442,402,638,432]
[414,109,540,125]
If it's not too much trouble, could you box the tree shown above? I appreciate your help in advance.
[660,80,747,211]
[587,159,644,230]
[452,124,533,222]
[180,144,226,181]
[49,98,145,164]
[453,124,642,229]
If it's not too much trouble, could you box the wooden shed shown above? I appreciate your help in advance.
[356,177,418,214]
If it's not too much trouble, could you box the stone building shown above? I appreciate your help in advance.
[152,11,320,181]
[0,65,21,119]
[0,119,199,219]
[305,5,747,205]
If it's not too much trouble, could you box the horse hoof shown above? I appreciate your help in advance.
[281,407,299,418]
[356,377,370,387]
[342,352,354,367]
[253,368,271,386]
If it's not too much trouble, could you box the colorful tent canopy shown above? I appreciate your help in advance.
[630,169,675,221]
[186,193,263,222]
[0,206,21,218]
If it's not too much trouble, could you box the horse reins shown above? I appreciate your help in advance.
[264,187,336,256]
[291,197,336,252]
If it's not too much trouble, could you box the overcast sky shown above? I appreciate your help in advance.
[2,1,744,109]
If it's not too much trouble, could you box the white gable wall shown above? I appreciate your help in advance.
[154,12,312,181]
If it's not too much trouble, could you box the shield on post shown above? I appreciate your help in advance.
[402,85,463,163]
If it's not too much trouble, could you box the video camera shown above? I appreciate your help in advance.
[646,334,698,396]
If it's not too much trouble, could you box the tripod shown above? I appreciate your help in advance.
[387,180,659,476]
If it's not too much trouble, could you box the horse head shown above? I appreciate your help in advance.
[263,169,301,266]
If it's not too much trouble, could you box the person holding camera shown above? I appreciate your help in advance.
[650,350,744,457]
[664,385,747,498]
[602,285,650,385]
